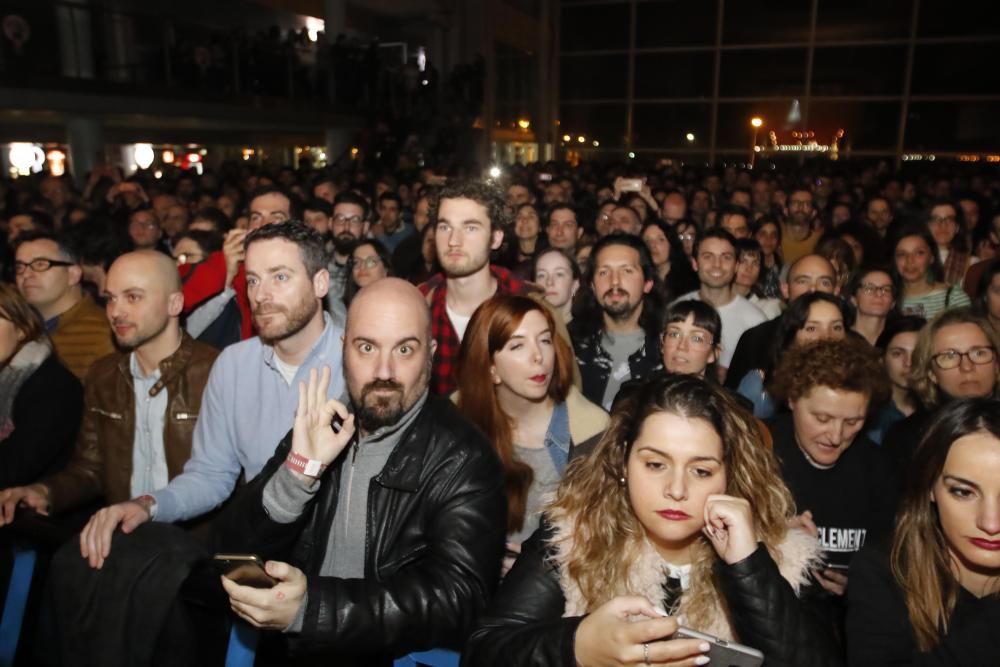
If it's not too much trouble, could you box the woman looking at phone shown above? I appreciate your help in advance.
[846,398,1000,665]
[456,295,608,575]
[462,374,841,667]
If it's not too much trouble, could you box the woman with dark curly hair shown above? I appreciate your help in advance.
[767,337,894,632]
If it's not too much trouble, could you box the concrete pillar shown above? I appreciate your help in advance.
[325,127,353,166]
[66,117,105,188]
[55,2,95,79]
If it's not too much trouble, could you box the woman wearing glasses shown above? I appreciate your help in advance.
[848,267,900,346]
[343,239,392,307]
[883,308,1000,473]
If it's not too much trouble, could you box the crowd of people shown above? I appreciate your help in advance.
[0,156,999,666]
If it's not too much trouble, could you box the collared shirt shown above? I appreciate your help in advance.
[378,223,415,253]
[153,313,346,522]
[325,257,349,330]
[129,353,170,497]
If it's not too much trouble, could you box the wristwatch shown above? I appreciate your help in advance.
[134,494,157,520]
[285,451,328,479]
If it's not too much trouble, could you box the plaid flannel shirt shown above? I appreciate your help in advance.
[419,265,534,395]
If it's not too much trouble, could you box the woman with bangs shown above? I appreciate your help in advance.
[463,374,840,667]
[847,398,1000,665]
[456,295,608,576]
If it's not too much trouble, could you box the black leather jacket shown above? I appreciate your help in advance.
[462,522,844,667]
[213,396,507,662]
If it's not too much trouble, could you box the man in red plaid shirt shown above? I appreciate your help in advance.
[418,180,543,395]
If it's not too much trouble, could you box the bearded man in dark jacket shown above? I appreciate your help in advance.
[215,277,506,664]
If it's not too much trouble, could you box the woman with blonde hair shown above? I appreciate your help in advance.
[463,373,840,666]
[847,397,1000,665]
[456,294,608,575]
[883,307,999,472]
[0,284,83,489]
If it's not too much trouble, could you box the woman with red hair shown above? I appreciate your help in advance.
[456,295,608,574]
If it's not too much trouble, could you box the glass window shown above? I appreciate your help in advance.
[811,46,907,95]
[559,103,628,148]
[560,54,629,99]
[714,100,799,149]
[635,1,717,48]
[632,103,713,148]
[634,52,715,98]
[911,44,1000,95]
[722,0,811,45]
[815,0,912,41]
[808,102,901,150]
[719,49,807,97]
[560,3,630,52]
[905,102,1000,152]
[918,0,999,37]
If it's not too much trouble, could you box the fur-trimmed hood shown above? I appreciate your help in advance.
[547,508,822,641]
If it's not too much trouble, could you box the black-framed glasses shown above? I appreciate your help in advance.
[333,214,364,226]
[14,258,75,274]
[931,346,996,370]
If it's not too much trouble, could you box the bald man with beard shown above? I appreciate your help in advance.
[0,250,219,528]
[211,277,506,663]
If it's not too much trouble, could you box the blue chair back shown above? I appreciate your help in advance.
[0,547,38,667]
[224,620,258,667]
[394,648,461,667]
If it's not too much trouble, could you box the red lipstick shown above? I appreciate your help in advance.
[657,510,691,521]
[969,538,1000,551]
[529,374,547,384]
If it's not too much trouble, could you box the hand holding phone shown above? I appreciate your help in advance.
[675,627,764,667]
[214,553,276,588]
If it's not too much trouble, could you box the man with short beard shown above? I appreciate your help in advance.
[211,278,505,662]
[419,179,547,395]
[324,191,370,324]
[782,188,820,264]
[0,251,219,528]
[76,222,346,564]
[568,233,664,409]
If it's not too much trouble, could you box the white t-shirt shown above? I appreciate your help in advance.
[675,290,767,369]
[749,294,783,320]
[447,305,472,342]
[273,355,301,385]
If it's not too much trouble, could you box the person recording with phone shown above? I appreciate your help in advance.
[463,374,841,667]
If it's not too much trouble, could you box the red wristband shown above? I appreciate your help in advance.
[285,452,328,479]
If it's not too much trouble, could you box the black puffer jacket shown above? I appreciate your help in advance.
[213,396,507,663]
[462,522,844,667]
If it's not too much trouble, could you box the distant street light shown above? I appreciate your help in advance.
[750,117,764,167]
[751,117,763,128]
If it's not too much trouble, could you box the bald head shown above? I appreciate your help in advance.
[344,278,435,432]
[105,251,184,351]
[783,253,837,302]
[661,193,687,223]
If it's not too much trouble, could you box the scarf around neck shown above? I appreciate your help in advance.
[0,340,52,442]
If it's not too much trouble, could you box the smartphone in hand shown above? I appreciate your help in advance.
[214,553,276,588]
[675,627,764,667]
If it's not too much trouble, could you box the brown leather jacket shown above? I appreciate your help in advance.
[44,333,220,514]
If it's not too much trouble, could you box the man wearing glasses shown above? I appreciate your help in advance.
[782,188,820,264]
[325,191,371,324]
[14,231,114,380]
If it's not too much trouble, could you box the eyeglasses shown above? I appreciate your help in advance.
[859,283,895,297]
[333,214,365,225]
[931,346,996,370]
[678,233,695,242]
[351,256,382,270]
[929,215,957,225]
[788,199,813,209]
[661,328,714,349]
[14,258,76,274]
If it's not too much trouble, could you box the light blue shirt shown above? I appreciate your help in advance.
[129,353,170,498]
[152,313,346,522]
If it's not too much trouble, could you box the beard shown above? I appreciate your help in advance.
[599,288,641,321]
[439,247,490,278]
[332,232,356,255]
[112,316,170,351]
[252,295,319,344]
[353,379,407,431]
